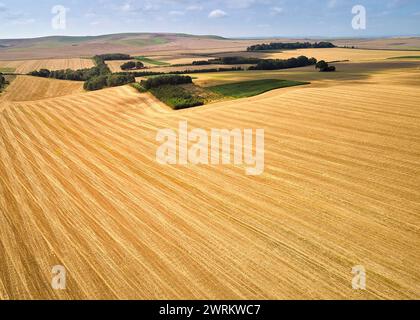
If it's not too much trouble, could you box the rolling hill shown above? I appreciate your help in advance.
[1,33,420,60]
[1,58,419,299]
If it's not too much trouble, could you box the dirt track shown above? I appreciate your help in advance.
[0,65,419,299]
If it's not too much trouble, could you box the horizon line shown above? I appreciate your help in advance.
[1,31,420,41]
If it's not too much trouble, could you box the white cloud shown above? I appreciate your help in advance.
[209,9,228,18]
[271,7,284,15]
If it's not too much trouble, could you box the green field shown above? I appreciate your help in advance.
[116,37,169,47]
[134,56,170,66]
[0,67,16,73]
[208,79,309,98]
[150,85,204,110]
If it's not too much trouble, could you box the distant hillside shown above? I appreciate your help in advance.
[1,33,419,60]
[0,33,225,48]
[0,33,231,60]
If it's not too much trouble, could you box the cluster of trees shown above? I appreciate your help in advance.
[315,60,336,72]
[0,73,6,91]
[140,75,193,90]
[113,67,243,79]
[172,67,243,74]
[218,56,261,65]
[96,53,132,61]
[30,67,103,81]
[84,73,135,91]
[116,71,165,77]
[249,56,317,70]
[120,61,145,70]
[30,54,113,82]
[136,75,203,109]
[192,55,320,71]
[192,60,212,66]
[92,55,112,75]
[29,53,137,91]
[193,56,261,66]
[247,42,336,51]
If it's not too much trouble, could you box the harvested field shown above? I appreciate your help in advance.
[332,37,420,50]
[147,64,248,74]
[0,76,84,103]
[109,62,247,74]
[106,59,163,72]
[152,55,214,65]
[190,60,420,87]
[106,60,137,73]
[261,48,420,63]
[0,63,419,299]
[0,58,94,74]
[1,34,420,60]
[0,34,263,60]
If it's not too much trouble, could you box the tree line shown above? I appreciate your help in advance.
[120,61,145,70]
[30,67,102,81]
[0,73,6,91]
[191,55,319,71]
[29,53,136,91]
[249,56,317,70]
[96,53,132,60]
[114,67,243,79]
[140,75,193,90]
[136,75,203,110]
[247,42,336,51]
[315,60,336,72]
[192,56,261,65]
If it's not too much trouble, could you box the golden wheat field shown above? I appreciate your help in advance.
[106,60,240,73]
[0,55,419,300]
[149,55,215,65]
[0,58,94,74]
[0,76,84,103]
[250,48,420,63]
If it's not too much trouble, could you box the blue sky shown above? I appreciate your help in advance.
[1,0,419,39]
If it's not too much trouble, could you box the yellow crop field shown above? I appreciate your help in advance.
[106,60,129,73]
[189,60,420,87]
[0,76,84,103]
[148,55,215,65]
[106,60,232,73]
[1,61,419,299]
[260,48,420,63]
[0,58,94,74]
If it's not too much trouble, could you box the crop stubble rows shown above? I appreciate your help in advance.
[0,67,419,299]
